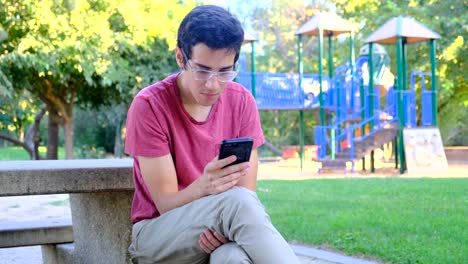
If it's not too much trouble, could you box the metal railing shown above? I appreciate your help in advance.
[236,72,330,110]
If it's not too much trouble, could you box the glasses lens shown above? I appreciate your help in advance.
[218,71,237,82]
[193,70,237,82]
[187,58,238,82]
[193,70,212,81]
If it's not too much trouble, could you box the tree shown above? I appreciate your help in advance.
[0,0,195,159]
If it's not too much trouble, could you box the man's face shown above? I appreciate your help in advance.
[177,43,236,107]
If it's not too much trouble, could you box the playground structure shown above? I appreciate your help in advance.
[238,14,442,174]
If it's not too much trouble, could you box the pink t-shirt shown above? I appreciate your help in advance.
[125,73,265,224]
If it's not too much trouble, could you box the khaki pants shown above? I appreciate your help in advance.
[129,187,299,264]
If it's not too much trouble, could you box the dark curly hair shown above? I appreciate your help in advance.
[177,5,244,64]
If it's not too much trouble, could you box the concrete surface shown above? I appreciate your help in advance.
[0,219,72,247]
[0,159,134,196]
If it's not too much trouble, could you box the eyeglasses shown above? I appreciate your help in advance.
[182,51,238,83]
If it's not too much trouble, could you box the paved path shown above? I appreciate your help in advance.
[0,244,368,264]
[0,245,331,264]
[0,244,372,264]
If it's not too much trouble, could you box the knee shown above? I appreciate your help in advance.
[210,242,252,264]
[221,187,267,221]
[224,187,258,205]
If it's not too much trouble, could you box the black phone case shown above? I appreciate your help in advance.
[219,137,253,167]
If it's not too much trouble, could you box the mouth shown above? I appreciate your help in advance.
[201,92,219,98]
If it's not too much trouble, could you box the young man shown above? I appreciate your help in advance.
[125,5,299,264]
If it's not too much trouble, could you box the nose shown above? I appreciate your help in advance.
[205,74,220,89]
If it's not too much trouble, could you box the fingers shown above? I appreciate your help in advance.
[201,158,251,196]
[220,161,250,177]
[198,235,215,253]
[198,229,227,253]
[209,154,250,177]
[216,155,237,169]
[213,231,228,244]
[215,166,248,190]
[239,167,250,177]
[215,176,239,193]
[210,162,250,193]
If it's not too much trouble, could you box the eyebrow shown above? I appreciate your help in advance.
[192,61,235,71]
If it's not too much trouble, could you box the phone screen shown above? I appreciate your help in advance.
[219,137,253,167]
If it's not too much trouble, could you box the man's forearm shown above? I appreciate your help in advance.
[154,183,203,215]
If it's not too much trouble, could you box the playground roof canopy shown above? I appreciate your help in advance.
[365,16,440,44]
[294,12,356,36]
[243,31,257,44]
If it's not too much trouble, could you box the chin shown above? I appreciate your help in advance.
[198,95,220,106]
[199,100,217,107]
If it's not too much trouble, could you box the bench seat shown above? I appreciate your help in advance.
[0,218,73,248]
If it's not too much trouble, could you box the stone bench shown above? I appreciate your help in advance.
[0,219,73,248]
[0,159,134,264]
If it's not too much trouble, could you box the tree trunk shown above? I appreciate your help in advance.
[24,107,47,160]
[114,122,122,158]
[40,79,75,159]
[47,109,59,160]
[63,117,74,159]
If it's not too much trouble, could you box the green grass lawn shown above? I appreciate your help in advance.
[0,146,65,160]
[258,178,467,264]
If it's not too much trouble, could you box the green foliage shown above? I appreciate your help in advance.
[249,0,337,73]
[0,0,195,156]
[73,108,119,157]
[1,0,465,154]
[103,37,179,107]
[0,91,40,136]
[258,178,468,264]
[260,110,317,150]
[74,145,109,159]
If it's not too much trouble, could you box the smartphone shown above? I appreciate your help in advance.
[219,137,254,167]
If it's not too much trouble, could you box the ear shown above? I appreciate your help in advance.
[175,47,185,69]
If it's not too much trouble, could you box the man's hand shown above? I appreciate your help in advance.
[194,155,250,197]
[198,229,228,253]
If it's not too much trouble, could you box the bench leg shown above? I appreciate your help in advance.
[56,191,133,264]
[42,244,58,264]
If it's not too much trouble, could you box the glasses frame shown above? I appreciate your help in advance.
[182,51,238,83]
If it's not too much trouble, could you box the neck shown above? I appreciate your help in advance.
[183,103,212,122]
[177,72,213,122]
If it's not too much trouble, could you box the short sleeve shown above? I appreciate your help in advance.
[239,91,265,149]
[124,96,170,157]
